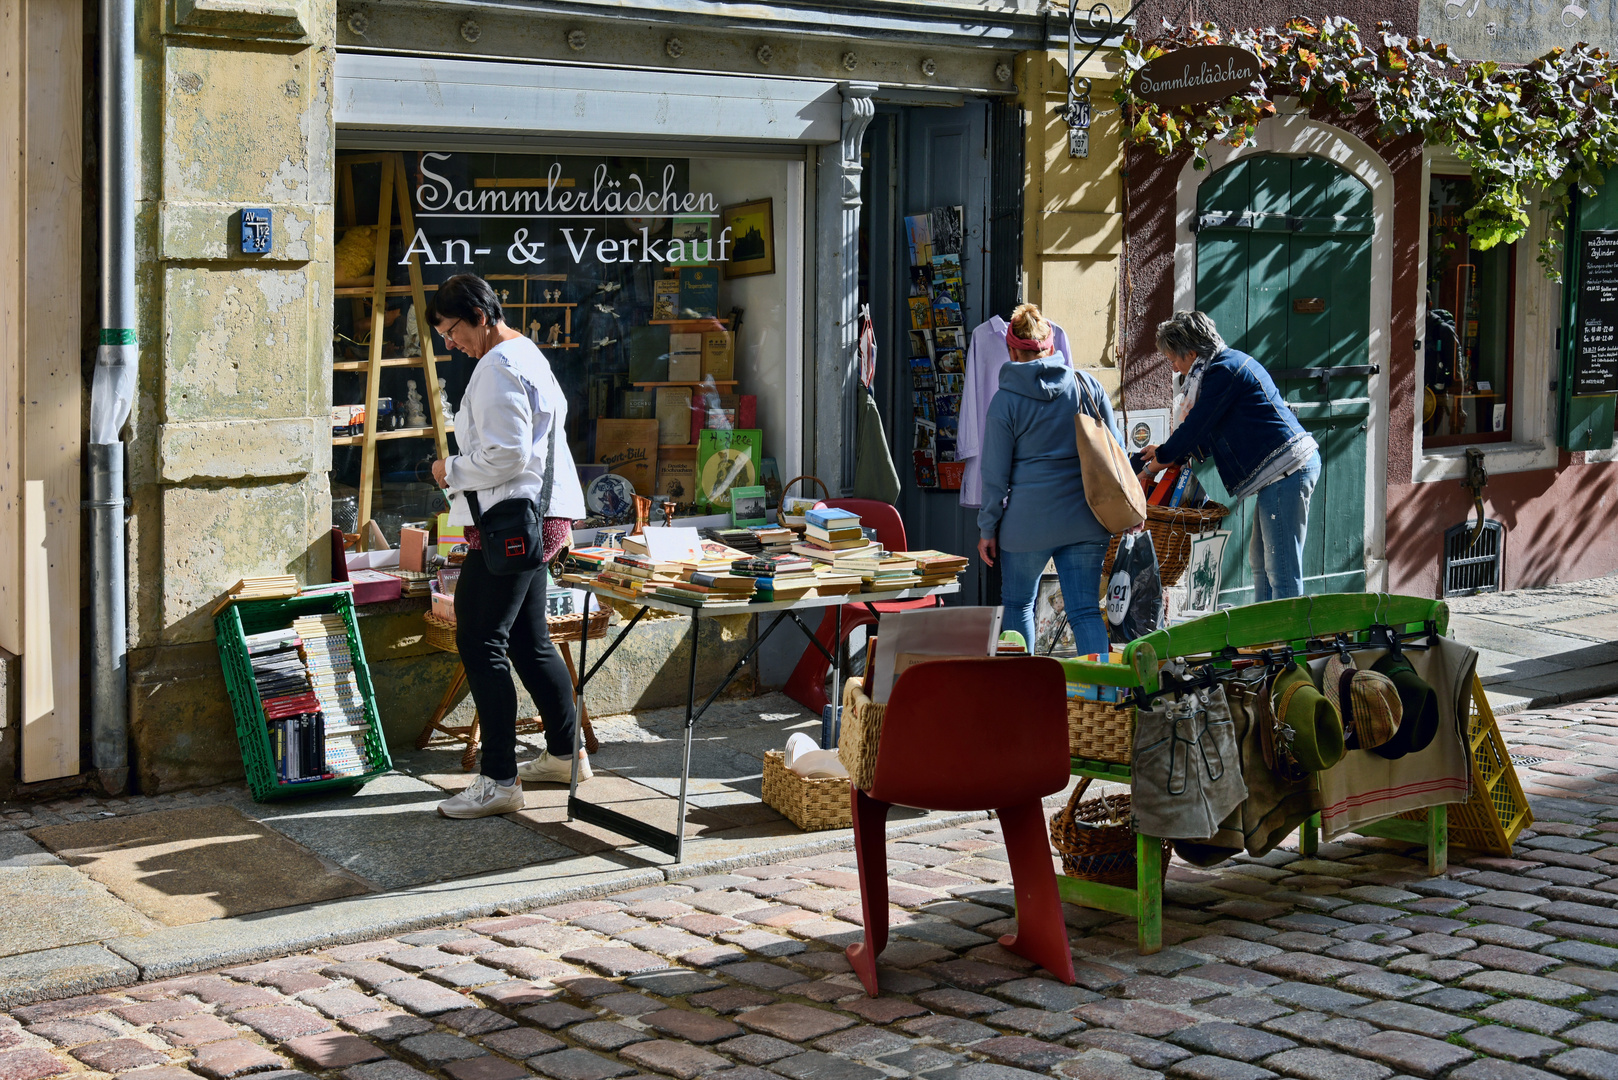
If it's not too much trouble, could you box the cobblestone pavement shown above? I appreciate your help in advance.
[10,693,1618,1080]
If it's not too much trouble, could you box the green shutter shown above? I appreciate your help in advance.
[1560,179,1618,451]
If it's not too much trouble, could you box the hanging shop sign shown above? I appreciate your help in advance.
[1573,229,1618,396]
[1132,45,1263,108]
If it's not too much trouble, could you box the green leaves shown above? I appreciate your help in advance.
[1115,18,1618,278]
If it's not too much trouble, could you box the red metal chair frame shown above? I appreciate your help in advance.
[781,499,941,714]
[846,657,1076,995]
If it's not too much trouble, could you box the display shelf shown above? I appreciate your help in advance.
[332,424,454,447]
[332,355,449,371]
[334,284,439,298]
[633,381,738,388]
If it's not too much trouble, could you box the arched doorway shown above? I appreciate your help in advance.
[1193,152,1374,600]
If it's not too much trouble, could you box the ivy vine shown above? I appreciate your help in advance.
[1116,18,1618,277]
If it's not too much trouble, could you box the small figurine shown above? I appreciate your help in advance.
[529,319,543,343]
[546,323,562,346]
[593,335,617,349]
[404,380,428,427]
[438,384,452,426]
[401,303,420,357]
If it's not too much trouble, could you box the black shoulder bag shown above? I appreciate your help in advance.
[464,415,556,576]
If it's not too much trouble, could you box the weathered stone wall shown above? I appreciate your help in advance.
[128,0,337,790]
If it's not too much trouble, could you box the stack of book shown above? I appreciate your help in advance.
[900,550,970,588]
[706,527,763,555]
[750,525,797,553]
[299,581,355,599]
[863,553,922,592]
[563,546,620,576]
[380,568,432,598]
[593,553,685,602]
[792,507,884,574]
[214,575,300,615]
[291,613,372,777]
[811,565,866,596]
[655,568,757,608]
[244,628,329,784]
[731,554,817,602]
[681,539,755,574]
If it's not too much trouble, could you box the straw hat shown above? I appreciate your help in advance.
[1370,652,1442,759]
[1269,662,1346,773]
[1320,654,1402,753]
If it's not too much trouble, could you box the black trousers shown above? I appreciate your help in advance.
[454,555,577,780]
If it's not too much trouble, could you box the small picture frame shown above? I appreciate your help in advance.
[729,485,769,528]
[722,198,775,278]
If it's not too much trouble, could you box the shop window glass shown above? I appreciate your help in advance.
[1424,174,1515,446]
[330,150,799,538]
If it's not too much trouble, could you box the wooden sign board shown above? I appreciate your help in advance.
[1133,45,1264,108]
[1574,230,1618,395]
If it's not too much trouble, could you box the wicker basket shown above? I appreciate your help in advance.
[422,608,609,653]
[423,611,459,653]
[1068,698,1136,764]
[1049,779,1171,886]
[1105,502,1230,588]
[838,677,884,791]
[762,750,853,830]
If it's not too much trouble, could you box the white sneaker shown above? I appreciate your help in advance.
[436,774,525,818]
[517,751,593,785]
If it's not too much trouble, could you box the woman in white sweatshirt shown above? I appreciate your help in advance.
[427,274,589,819]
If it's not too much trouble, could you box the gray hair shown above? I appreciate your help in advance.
[1156,311,1225,360]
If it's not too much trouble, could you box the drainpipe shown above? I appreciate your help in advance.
[88,0,137,794]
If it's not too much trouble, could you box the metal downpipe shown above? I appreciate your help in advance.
[89,0,137,793]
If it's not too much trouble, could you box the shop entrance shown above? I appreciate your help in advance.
[1193,152,1374,601]
[863,99,1014,605]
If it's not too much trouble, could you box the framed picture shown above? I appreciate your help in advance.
[729,485,768,527]
[722,198,775,278]
[670,216,713,267]
[1123,408,1171,454]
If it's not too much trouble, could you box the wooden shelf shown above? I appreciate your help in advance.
[332,424,454,447]
[334,284,440,297]
[633,381,738,388]
[649,318,727,327]
[332,355,448,371]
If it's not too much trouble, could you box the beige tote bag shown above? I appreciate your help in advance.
[1073,377,1147,534]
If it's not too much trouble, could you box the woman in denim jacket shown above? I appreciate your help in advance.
[1139,311,1321,602]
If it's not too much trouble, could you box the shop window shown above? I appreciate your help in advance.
[1423,174,1515,447]
[330,150,799,538]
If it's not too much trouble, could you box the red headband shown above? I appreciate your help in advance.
[1006,326,1051,353]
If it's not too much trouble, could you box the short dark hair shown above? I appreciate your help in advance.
[427,274,504,328]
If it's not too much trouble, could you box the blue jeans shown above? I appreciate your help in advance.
[999,541,1111,656]
[1249,451,1321,603]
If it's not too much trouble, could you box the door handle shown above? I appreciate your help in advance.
[1269,365,1380,397]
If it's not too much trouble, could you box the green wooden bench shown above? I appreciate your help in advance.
[1054,593,1452,954]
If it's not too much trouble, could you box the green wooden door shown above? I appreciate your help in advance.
[1194,154,1373,602]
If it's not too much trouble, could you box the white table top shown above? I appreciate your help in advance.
[574,581,962,618]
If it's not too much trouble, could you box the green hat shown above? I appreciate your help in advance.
[1369,653,1441,760]
[1321,654,1402,753]
[1270,662,1345,773]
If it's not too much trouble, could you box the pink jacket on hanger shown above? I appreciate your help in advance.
[956,315,1073,509]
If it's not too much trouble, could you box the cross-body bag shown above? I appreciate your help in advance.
[464,411,556,576]
[1072,374,1148,534]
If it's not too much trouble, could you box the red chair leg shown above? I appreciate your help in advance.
[845,787,892,997]
[995,800,1076,984]
[781,607,878,715]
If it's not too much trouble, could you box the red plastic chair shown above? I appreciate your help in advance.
[846,657,1076,995]
[781,499,941,714]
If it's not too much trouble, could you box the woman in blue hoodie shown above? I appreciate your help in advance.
[977,303,1120,654]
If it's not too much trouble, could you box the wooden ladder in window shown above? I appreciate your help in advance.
[335,152,449,541]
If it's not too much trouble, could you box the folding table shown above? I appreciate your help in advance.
[564,581,960,861]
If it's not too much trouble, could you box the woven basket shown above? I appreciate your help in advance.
[838,677,884,791]
[762,750,853,830]
[1068,698,1135,764]
[423,611,459,653]
[1105,502,1229,588]
[1049,779,1171,886]
[423,608,609,653]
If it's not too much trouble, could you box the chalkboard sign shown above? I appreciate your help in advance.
[1574,229,1618,395]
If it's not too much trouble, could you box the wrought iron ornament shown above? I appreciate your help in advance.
[1060,0,1150,157]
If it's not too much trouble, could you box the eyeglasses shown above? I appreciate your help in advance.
[437,318,464,344]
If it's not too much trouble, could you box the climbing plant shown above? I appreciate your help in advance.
[1116,18,1618,277]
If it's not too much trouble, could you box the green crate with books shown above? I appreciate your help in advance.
[214,591,393,802]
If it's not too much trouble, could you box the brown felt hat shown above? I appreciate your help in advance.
[1320,654,1402,753]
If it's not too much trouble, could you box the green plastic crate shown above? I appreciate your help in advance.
[215,591,393,802]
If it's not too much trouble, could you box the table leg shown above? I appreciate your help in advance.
[676,609,700,864]
[1300,813,1320,857]
[1428,805,1448,875]
[832,604,843,707]
[1137,833,1163,955]
[415,663,468,749]
[559,642,599,755]
[567,604,591,815]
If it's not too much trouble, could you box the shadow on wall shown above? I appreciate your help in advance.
[1386,454,1618,594]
